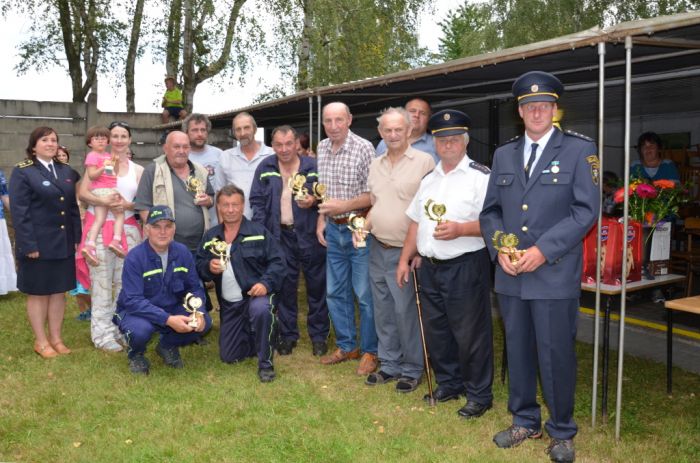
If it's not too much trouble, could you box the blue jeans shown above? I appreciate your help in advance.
[325,220,376,354]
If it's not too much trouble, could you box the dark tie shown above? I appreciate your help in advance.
[48,163,57,179]
[525,143,538,179]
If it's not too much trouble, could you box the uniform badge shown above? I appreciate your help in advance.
[531,84,539,93]
[443,113,450,121]
[16,159,34,168]
[586,155,600,185]
[42,180,51,186]
[550,161,560,174]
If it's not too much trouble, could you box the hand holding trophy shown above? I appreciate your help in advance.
[206,236,229,271]
[348,213,368,248]
[288,173,309,201]
[311,182,327,203]
[492,231,525,265]
[183,292,204,329]
[185,175,205,205]
[424,199,447,224]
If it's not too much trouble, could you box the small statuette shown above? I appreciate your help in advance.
[288,173,308,201]
[348,213,368,248]
[311,182,327,203]
[185,175,205,204]
[205,236,229,270]
[183,292,203,329]
[424,199,447,224]
[492,231,525,264]
[104,158,114,176]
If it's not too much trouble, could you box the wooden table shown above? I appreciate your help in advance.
[582,274,686,418]
[664,296,700,394]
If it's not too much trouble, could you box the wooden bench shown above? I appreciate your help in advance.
[663,296,700,393]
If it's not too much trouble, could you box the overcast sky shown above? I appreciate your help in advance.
[0,2,457,114]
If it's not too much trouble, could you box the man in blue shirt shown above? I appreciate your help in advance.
[115,205,212,375]
[375,98,437,163]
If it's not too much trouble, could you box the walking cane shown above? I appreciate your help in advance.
[412,269,436,406]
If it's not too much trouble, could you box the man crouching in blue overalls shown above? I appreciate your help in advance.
[114,205,212,375]
[196,185,284,383]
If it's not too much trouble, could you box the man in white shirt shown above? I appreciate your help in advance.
[215,112,274,218]
[183,113,222,225]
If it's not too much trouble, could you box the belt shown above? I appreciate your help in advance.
[330,210,368,225]
[281,223,294,230]
[420,252,472,265]
[375,238,399,250]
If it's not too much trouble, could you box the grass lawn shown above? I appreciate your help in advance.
[1,289,698,462]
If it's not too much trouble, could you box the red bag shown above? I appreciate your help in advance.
[582,217,612,284]
[582,218,642,285]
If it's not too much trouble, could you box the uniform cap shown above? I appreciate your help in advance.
[512,71,563,105]
[428,109,471,137]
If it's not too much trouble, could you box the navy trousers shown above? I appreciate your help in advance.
[219,296,275,369]
[278,227,329,342]
[418,249,494,406]
[117,307,213,359]
[498,295,579,440]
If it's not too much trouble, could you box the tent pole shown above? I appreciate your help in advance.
[317,95,322,144]
[615,35,633,441]
[591,41,605,428]
[309,95,314,149]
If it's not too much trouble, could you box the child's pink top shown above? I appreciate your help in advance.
[85,151,117,189]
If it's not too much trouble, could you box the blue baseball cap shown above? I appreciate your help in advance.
[146,205,176,225]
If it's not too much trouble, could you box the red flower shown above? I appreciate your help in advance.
[653,179,675,190]
[613,187,628,203]
[635,183,658,199]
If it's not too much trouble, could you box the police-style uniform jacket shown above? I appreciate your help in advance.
[479,128,600,299]
[196,219,285,300]
[116,239,206,326]
[9,159,81,259]
[249,155,321,249]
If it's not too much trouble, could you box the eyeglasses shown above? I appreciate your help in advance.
[109,121,130,130]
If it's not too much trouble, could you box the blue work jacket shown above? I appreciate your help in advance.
[249,155,321,250]
[196,218,284,300]
[116,239,206,326]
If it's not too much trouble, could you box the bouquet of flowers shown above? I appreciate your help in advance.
[613,177,689,231]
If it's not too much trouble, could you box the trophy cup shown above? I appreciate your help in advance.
[288,173,308,201]
[424,199,447,224]
[205,236,229,270]
[348,213,368,248]
[311,182,327,203]
[183,292,203,329]
[103,158,114,176]
[492,231,525,264]
[185,175,205,205]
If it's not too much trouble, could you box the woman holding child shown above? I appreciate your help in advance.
[77,121,143,352]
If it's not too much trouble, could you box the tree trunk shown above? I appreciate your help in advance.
[295,0,312,91]
[125,0,146,113]
[181,0,195,111]
[56,0,84,102]
[165,0,183,78]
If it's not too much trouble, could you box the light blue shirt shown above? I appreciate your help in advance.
[376,132,437,163]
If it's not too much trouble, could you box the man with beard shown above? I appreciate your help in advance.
[215,112,274,219]
[183,113,222,225]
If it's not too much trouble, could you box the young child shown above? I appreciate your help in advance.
[81,126,125,266]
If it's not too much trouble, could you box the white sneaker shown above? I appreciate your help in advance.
[101,340,123,352]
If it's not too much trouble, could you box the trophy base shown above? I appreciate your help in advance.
[356,241,367,248]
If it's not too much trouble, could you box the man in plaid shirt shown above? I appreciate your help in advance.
[316,101,378,375]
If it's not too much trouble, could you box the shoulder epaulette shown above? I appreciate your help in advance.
[564,129,594,142]
[499,135,521,147]
[16,159,34,168]
[469,161,490,174]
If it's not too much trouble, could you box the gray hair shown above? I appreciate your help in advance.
[182,113,212,132]
[376,107,411,128]
[233,112,257,131]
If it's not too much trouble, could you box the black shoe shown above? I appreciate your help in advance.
[457,401,492,419]
[277,339,296,355]
[156,343,184,369]
[395,376,421,393]
[546,438,575,462]
[312,341,328,356]
[365,370,400,386]
[493,425,542,448]
[129,354,150,375]
[258,367,276,383]
[194,336,209,346]
[423,387,464,403]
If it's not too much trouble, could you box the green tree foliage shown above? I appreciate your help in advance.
[438,0,700,61]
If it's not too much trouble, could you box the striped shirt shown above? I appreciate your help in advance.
[317,130,374,218]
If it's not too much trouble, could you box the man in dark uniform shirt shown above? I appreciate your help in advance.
[480,71,600,463]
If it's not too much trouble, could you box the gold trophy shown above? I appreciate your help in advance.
[492,231,525,264]
[311,182,327,203]
[205,236,229,270]
[348,213,368,248]
[424,199,447,224]
[288,173,308,201]
[185,175,205,204]
[183,292,204,329]
[103,157,114,176]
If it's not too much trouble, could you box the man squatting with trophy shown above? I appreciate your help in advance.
[480,71,599,463]
[114,205,212,375]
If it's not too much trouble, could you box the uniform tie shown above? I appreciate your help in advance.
[48,163,57,179]
[525,143,538,180]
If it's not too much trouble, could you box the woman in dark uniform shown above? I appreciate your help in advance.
[9,127,82,358]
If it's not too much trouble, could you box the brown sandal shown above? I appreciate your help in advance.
[34,342,58,359]
[51,341,72,354]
